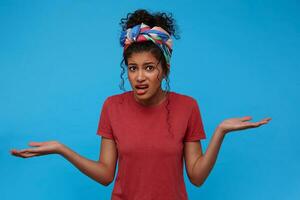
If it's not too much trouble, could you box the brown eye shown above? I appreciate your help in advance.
[128,66,136,71]
[146,65,154,71]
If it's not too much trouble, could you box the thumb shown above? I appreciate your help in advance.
[240,116,252,121]
[28,142,43,147]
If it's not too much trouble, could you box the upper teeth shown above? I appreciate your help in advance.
[137,86,147,88]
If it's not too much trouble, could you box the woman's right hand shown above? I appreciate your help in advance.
[10,141,64,158]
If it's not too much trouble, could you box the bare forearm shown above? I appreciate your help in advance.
[192,126,226,186]
[58,144,112,186]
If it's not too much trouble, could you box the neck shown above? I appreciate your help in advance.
[135,88,167,107]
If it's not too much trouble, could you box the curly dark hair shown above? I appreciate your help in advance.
[119,9,180,39]
[118,9,180,91]
[118,9,180,138]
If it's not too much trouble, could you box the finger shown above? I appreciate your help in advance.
[256,118,271,125]
[10,149,22,156]
[11,151,27,158]
[250,121,269,127]
[261,118,272,123]
[10,150,20,156]
[19,149,31,153]
[22,152,41,158]
[19,148,40,153]
[264,117,272,121]
[243,117,271,126]
[242,121,262,128]
[28,142,43,147]
[12,150,41,157]
[240,116,252,122]
[10,149,18,154]
[11,150,27,156]
[260,120,270,124]
[19,152,41,158]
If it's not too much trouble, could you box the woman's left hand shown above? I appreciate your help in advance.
[218,116,272,135]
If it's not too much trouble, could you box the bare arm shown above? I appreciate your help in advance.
[59,137,117,186]
[10,137,118,186]
[186,126,225,187]
[185,116,271,187]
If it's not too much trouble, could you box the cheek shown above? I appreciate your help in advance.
[127,73,134,84]
[149,74,163,86]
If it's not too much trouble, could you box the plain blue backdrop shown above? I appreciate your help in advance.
[1,0,299,200]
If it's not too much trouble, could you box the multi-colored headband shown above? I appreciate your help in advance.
[120,23,173,68]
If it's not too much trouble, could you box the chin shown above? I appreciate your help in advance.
[135,93,150,99]
[134,91,152,100]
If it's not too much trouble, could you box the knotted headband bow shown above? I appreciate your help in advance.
[120,23,173,68]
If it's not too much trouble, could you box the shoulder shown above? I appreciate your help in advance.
[104,91,131,106]
[169,91,198,107]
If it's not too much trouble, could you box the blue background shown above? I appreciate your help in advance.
[1,0,299,200]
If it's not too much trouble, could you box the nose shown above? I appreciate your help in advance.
[136,70,146,82]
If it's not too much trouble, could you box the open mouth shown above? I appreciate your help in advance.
[135,84,149,95]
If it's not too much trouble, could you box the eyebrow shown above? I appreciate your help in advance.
[128,61,156,65]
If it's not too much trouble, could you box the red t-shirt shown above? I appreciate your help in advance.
[97,91,206,200]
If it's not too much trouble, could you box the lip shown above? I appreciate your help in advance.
[135,84,149,95]
[135,84,149,89]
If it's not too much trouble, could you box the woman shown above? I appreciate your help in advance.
[10,9,271,200]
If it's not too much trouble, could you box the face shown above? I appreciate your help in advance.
[127,51,165,106]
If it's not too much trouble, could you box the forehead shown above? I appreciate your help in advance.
[127,51,158,64]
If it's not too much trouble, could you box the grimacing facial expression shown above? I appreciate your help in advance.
[127,51,165,104]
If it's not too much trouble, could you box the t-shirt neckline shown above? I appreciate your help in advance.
[129,90,171,110]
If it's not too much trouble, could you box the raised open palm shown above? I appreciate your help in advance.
[10,141,63,158]
[219,116,272,134]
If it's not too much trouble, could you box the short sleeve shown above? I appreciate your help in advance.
[96,98,114,140]
[183,99,206,142]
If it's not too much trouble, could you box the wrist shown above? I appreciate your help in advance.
[216,125,228,137]
[56,143,67,155]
